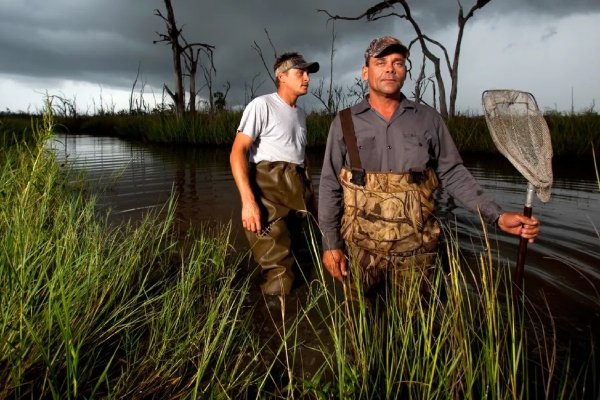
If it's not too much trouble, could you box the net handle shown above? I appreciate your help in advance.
[481,90,543,301]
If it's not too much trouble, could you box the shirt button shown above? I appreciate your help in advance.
[359,145,362,149]
[388,146,392,149]
[389,169,393,172]
[419,143,423,146]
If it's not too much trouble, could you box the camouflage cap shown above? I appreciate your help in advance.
[275,55,320,75]
[364,36,409,64]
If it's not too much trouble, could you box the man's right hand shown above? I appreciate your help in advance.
[242,201,262,234]
[322,249,347,282]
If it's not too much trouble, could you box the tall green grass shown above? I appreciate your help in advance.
[0,116,36,150]
[0,108,258,398]
[1,106,594,398]
[287,221,595,399]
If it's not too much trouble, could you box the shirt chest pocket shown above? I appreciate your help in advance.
[354,135,377,168]
[402,131,430,169]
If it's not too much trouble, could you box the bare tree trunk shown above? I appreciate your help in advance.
[328,22,335,113]
[311,22,339,115]
[413,53,426,104]
[395,0,448,119]
[449,1,490,118]
[183,46,201,113]
[153,0,184,117]
[154,0,215,117]
[200,53,216,112]
[189,68,196,113]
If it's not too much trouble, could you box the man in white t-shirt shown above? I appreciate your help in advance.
[230,52,319,295]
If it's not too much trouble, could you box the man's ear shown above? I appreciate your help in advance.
[361,66,368,81]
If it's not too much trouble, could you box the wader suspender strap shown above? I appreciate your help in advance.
[339,108,366,186]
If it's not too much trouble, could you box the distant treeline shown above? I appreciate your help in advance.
[2,109,599,156]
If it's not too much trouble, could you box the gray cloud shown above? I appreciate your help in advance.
[0,0,599,111]
[541,27,558,41]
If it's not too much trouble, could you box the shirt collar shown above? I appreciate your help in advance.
[352,92,416,115]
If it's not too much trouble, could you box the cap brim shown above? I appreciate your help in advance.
[374,44,409,58]
[296,62,320,74]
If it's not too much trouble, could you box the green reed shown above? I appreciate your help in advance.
[1,106,595,398]
[278,217,594,399]
[0,107,258,398]
[0,116,37,149]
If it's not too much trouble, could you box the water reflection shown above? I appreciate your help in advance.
[50,134,600,358]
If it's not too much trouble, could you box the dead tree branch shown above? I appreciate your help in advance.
[251,29,277,86]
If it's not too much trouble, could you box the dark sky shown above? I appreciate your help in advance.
[1,0,599,113]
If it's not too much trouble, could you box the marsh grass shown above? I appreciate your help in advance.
[1,104,598,156]
[1,107,595,398]
[4,110,599,155]
[279,219,595,399]
[0,117,36,149]
[0,108,257,398]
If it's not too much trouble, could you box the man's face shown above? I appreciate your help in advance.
[361,52,407,97]
[279,68,311,96]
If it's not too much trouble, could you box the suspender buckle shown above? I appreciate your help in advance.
[350,168,366,186]
[408,168,425,185]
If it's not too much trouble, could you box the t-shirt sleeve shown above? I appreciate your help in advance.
[237,98,266,140]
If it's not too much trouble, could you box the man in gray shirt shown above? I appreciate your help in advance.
[318,36,539,295]
[231,52,319,295]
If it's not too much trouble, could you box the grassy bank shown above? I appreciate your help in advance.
[0,111,258,398]
[2,109,599,156]
[1,110,596,398]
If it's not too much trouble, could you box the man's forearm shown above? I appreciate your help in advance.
[230,149,255,205]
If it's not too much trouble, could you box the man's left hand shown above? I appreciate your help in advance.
[497,212,540,243]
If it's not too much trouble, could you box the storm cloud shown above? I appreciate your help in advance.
[1,0,599,113]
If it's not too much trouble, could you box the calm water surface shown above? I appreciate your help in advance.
[50,134,600,367]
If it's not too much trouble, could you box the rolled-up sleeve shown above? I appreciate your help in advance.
[433,114,504,225]
[318,116,346,251]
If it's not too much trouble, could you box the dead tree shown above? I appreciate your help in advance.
[214,82,231,111]
[411,52,437,109]
[347,77,369,106]
[251,29,278,87]
[154,0,214,117]
[47,93,78,118]
[318,0,492,119]
[311,22,340,114]
[245,72,266,105]
[199,51,217,112]
[129,61,149,114]
[181,36,215,114]
[182,44,201,113]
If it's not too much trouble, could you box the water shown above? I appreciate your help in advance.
[50,134,600,372]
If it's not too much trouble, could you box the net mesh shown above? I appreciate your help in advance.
[482,90,553,203]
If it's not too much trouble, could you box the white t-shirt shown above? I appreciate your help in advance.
[236,93,307,166]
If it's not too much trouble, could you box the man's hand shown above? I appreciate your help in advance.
[242,200,262,234]
[322,249,347,282]
[498,212,540,243]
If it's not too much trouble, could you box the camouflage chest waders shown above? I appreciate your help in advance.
[247,161,314,295]
[338,108,440,300]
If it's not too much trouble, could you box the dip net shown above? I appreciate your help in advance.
[482,90,553,203]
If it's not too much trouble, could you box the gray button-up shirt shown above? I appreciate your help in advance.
[318,94,504,251]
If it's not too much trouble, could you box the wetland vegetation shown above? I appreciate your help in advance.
[0,107,597,398]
